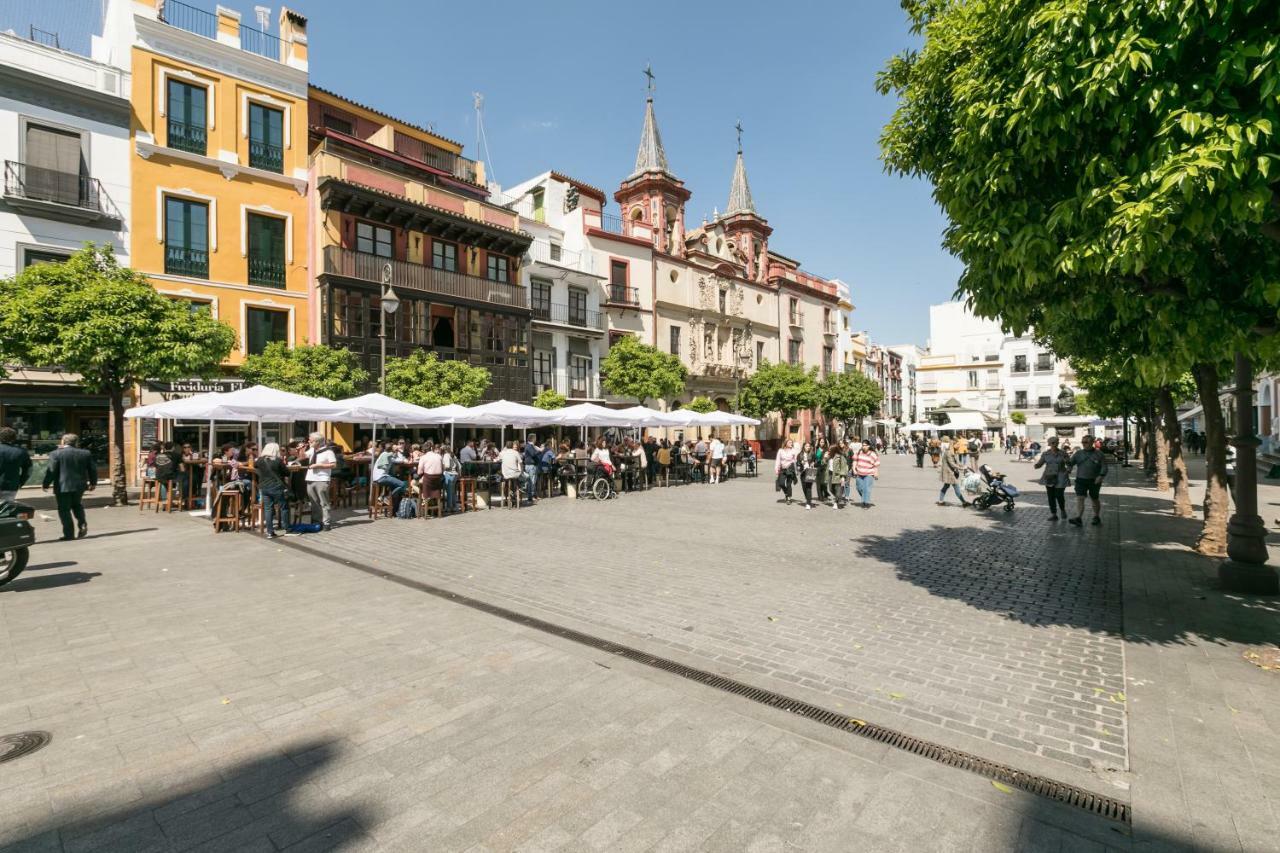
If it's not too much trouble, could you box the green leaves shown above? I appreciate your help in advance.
[686,396,718,414]
[532,388,566,410]
[736,361,819,421]
[816,370,883,425]
[384,350,489,408]
[241,343,369,400]
[599,335,687,405]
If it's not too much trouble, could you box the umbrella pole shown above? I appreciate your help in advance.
[450,422,455,449]
[369,421,377,520]
[202,418,215,518]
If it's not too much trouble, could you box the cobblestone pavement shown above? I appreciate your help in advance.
[311,454,1128,785]
[0,495,1136,852]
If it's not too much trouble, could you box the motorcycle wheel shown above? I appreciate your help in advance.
[1004,503,1015,512]
[0,546,29,587]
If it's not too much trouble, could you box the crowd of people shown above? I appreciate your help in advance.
[773,437,882,510]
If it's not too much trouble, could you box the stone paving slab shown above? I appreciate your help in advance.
[0,502,1136,852]
[301,455,1128,783]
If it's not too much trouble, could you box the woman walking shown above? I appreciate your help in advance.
[798,441,818,509]
[827,441,850,508]
[1034,435,1069,520]
[936,438,970,507]
[814,437,829,507]
[774,438,799,505]
[851,439,881,508]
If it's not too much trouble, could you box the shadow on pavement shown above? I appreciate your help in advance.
[7,740,372,851]
[24,560,77,572]
[1013,795,1215,852]
[32,527,159,546]
[1,571,101,591]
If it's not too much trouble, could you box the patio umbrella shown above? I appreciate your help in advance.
[547,403,637,428]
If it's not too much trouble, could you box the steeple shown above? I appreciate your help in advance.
[725,121,756,216]
[630,64,673,179]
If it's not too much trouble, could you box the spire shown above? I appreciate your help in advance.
[726,120,756,216]
[630,65,673,178]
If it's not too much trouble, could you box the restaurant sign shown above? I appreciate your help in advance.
[144,378,246,400]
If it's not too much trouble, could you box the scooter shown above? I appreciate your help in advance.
[0,500,36,587]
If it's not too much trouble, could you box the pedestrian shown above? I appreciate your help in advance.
[304,431,335,531]
[929,437,941,467]
[41,433,96,540]
[954,434,969,467]
[255,442,291,538]
[826,441,850,508]
[913,436,926,469]
[1066,434,1108,526]
[813,437,828,501]
[417,441,444,510]
[851,439,880,508]
[709,434,726,484]
[774,438,798,505]
[499,440,523,508]
[968,437,982,471]
[0,426,33,504]
[797,441,818,509]
[442,444,461,511]
[1034,435,1069,520]
[522,434,542,504]
[935,438,969,507]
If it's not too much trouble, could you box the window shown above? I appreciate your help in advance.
[1036,353,1053,371]
[719,289,727,314]
[823,308,832,332]
[549,243,562,262]
[356,221,392,258]
[431,240,457,271]
[323,112,353,135]
[21,247,71,268]
[568,288,588,326]
[1012,354,1029,373]
[570,355,592,397]
[164,197,209,278]
[531,187,545,223]
[247,213,286,288]
[533,348,554,390]
[788,297,802,325]
[967,370,979,389]
[246,307,288,355]
[248,102,284,173]
[486,254,509,283]
[1013,391,1027,409]
[331,287,364,338]
[171,297,211,315]
[398,298,429,345]
[22,123,84,206]
[531,279,552,319]
[756,340,765,367]
[788,339,802,365]
[167,79,207,155]
[1038,395,1052,409]
[609,259,629,299]
[822,347,833,377]
[669,325,681,355]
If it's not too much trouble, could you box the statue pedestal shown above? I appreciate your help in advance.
[1038,416,1093,436]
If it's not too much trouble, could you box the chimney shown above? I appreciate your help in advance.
[214,5,242,49]
[278,7,308,71]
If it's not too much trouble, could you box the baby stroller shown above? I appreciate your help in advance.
[971,464,1018,511]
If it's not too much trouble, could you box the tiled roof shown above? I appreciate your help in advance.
[309,85,464,150]
[550,171,606,201]
[319,176,531,240]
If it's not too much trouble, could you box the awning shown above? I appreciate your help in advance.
[941,412,988,431]
[124,385,350,423]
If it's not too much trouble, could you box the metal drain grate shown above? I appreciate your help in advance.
[284,540,1131,824]
[0,731,50,764]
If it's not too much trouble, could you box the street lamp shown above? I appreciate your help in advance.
[379,263,400,395]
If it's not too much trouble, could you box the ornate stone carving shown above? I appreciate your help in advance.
[730,286,744,317]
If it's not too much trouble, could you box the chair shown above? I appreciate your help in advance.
[139,478,159,512]
[420,492,445,520]
[370,482,395,519]
[213,489,242,533]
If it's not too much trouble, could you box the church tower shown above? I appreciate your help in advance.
[614,67,691,256]
[720,124,771,282]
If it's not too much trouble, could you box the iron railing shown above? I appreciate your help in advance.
[323,246,527,310]
[3,161,118,218]
[160,0,217,39]
[392,132,481,185]
[788,310,806,327]
[534,374,602,400]
[605,285,639,305]
[167,117,206,155]
[599,213,626,235]
[28,26,59,49]
[248,138,283,173]
[248,254,285,288]
[240,24,282,60]
[527,239,594,274]
[531,301,604,330]
[165,245,209,279]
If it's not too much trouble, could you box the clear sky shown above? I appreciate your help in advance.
[5,0,963,346]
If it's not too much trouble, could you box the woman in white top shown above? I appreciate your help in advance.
[589,438,613,474]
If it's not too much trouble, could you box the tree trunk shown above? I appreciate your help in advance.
[1152,401,1170,491]
[108,384,128,506]
[1157,387,1193,517]
[1191,362,1229,556]
[1137,416,1155,475]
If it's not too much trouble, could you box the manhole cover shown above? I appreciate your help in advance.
[0,731,51,764]
[1243,647,1280,672]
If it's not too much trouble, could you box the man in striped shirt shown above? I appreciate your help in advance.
[851,440,881,508]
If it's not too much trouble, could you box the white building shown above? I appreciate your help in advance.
[887,343,925,423]
[0,22,131,473]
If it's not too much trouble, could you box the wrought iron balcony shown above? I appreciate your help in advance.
[159,0,289,65]
[606,285,639,306]
[534,374,602,401]
[531,301,604,330]
[248,138,283,173]
[165,245,209,279]
[392,132,481,185]
[322,246,527,310]
[789,310,805,327]
[248,254,285,288]
[527,239,595,275]
[167,118,207,155]
[3,161,120,223]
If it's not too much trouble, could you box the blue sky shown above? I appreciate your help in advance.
[6,0,963,345]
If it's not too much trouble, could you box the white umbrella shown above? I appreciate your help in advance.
[452,399,559,427]
[613,405,665,426]
[906,422,939,432]
[335,392,440,425]
[548,403,637,427]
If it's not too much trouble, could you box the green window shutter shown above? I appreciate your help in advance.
[247,213,286,288]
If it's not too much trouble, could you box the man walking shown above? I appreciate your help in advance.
[913,436,926,469]
[522,434,542,503]
[41,433,96,540]
[1066,433,1108,527]
[0,427,32,503]
[305,431,336,531]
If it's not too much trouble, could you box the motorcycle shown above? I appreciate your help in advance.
[0,500,36,588]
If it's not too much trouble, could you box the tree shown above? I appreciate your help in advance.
[600,335,687,405]
[816,371,883,437]
[0,246,235,505]
[1009,411,1027,425]
[240,342,369,400]
[686,396,717,414]
[384,351,490,408]
[737,361,820,429]
[532,388,566,410]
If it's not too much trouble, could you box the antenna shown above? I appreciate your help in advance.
[254,6,270,31]
[473,92,496,187]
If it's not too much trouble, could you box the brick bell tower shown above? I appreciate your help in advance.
[614,65,691,256]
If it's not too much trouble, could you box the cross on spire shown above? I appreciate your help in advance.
[643,63,655,97]
[735,120,744,153]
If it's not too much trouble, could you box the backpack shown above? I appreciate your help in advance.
[396,497,418,519]
[153,451,175,479]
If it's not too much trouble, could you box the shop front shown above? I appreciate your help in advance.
[0,368,110,487]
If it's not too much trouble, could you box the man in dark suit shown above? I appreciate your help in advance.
[0,426,32,503]
[42,433,97,541]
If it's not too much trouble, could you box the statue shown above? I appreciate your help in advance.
[1052,384,1077,416]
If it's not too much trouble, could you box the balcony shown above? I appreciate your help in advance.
[248,138,283,173]
[527,239,596,275]
[606,285,639,306]
[247,254,285,288]
[534,374,602,401]
[1010,360,1030,376]
[3,161,120,224]
[393,131,481,186]
[788,310,805,328]
[323,246,527,311]
[1035,357,1054,373]
[531,301,605,331]
[165,245,209,279]
[159,0,289,65]
[822,320,838,336]
[167,118,207,156]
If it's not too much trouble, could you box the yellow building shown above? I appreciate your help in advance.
[116,0,310,474]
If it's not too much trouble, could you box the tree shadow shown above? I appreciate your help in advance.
[1,571,102,592]
[24,560,77,572]
[7,739,373,851]
[1010,791,1216,852]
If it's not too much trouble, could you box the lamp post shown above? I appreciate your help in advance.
[379,263,400,395]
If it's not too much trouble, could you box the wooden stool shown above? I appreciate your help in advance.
[457,477,476,512]
[139,478,159,512]
[420,493,445,520]
[213,489,242,533]
[158,480,180,513]
[370,482,395,519]
[501,479,521,509]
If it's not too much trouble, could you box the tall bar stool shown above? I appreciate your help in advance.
[213,489,242,533]
[139,478,160,512]
[370,482,395,519]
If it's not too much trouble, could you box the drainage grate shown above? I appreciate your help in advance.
[283,540,1131,824]
[0,731,50,764]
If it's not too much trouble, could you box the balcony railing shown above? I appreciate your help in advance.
[1035,359,1054,373]
[248,254,285,288]
[822,320,838,335]
[392,132,480,185]
[531,301,604,330]
[160,0,289,65]
[240,24,282,60]
[605,285,639,305]
[323,246,527,310]
[3,161,120,220]
[165,245,209,279]
[527,239,595,275]
[167,118,207,155]
[789,311,805,327]
[248,138,283,173]
[599,213,626,235]
[534,374,602,400]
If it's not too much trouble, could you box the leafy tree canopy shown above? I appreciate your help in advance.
[686,396,717,414]
[737,361,819,421]
[532,388,566,410]
[384,350,490,408]
[1009,411,1027,425]
[600,335,687,405]
[241,342,369,400]
[817,371,884,425]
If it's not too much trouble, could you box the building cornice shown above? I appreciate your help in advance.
[136,15,306,99]
[136,138,308,195]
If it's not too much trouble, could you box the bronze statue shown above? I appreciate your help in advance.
[1052,384,1077,416]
